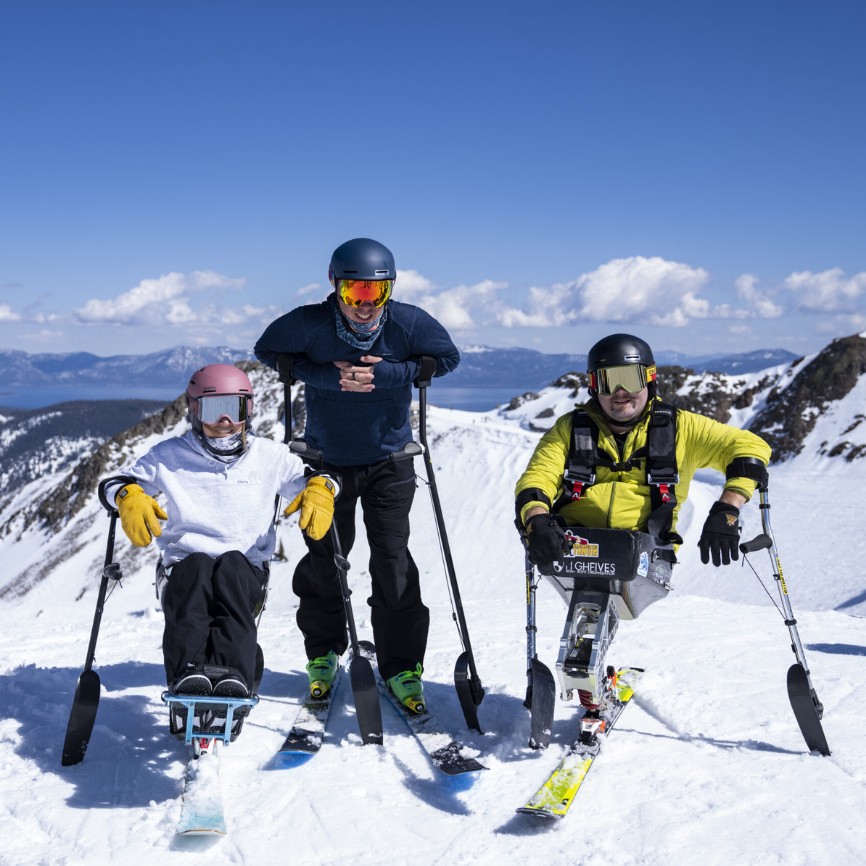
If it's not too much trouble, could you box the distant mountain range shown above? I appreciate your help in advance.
[1,333,863,602]
[0,344,800,402]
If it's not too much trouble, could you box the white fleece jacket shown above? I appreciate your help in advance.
[106,430,308,569]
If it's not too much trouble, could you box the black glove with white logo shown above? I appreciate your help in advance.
[698,502,741,566]
[525,513,568,564]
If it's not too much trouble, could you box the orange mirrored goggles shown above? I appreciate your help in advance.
[337,278,393,307]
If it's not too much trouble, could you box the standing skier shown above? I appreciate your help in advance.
[103,363,336,735]
[254,237,460,713]
[515,334,771,733]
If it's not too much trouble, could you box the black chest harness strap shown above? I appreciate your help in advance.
[553,402,683,545]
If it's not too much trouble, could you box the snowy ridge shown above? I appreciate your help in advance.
[0,338,865,863]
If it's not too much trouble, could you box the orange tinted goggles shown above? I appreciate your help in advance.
[337,278,393,307]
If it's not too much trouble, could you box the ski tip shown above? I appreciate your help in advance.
[268,751,316,769]
[176,825,228,837]
[516,806,562,820]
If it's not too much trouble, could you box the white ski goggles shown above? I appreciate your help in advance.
[195,395,250,424]
[592,364,656,395]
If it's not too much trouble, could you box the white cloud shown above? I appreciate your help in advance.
[496,256,714,328]
[0,304,21,322]
[395,272,506,331]
[576,257,711,324]
[734,274,782,318]
[783,267,866,313]
[497,282,574,327]
[815,312,866,335]
[394,269,438,302]
[73,271,249,327]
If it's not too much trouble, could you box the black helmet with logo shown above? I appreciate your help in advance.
[329,238,396,282]
[587,333,655,371]
[587,333,657,397]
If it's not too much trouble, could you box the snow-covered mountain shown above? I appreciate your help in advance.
[0,346,254,388]
[0,400,166,499]
[0,343,799,402]
[1,333,864,864]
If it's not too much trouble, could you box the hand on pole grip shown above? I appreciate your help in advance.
[276,353,297,385]
[414,355,437,388]
[115,484,167,547]
[525,513,568,564]
[698,501,740,566]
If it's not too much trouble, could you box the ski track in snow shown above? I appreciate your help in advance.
[2,400,865,866]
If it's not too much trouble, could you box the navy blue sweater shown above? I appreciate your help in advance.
[254,295,460,466]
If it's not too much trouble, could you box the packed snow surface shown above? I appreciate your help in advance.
[2,400,864,865]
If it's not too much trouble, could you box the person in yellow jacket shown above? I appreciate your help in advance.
[515,333,772,567]
[515,333,773,747]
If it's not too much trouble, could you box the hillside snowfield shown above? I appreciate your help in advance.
[1,389,864,866]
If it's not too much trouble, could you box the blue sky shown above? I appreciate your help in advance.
[1,0,865,360]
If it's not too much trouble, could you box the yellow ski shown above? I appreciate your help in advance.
[517,667,642,819]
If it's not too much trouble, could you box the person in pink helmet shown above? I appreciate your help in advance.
[102,364,337,736]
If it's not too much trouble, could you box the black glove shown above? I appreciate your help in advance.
[277,353,297,385]
[525,513,568,564]
[698,502,741,566]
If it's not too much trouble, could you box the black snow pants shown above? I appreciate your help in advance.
[292,457,429,681]
[162,550,267,691]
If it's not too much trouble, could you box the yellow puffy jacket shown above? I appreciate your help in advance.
[515,399,772,537]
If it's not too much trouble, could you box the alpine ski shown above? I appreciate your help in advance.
[517,667,642,819]
[176,738,226,836]
[360,642,486,777]
[277,665,344,757]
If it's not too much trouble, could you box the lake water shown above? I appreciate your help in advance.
[0,385,524,413]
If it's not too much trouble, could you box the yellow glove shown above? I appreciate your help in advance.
[284,476,336,541]
[116,484,168,547]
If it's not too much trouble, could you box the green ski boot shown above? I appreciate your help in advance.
[306,651,339,699]
[387,664,425,714]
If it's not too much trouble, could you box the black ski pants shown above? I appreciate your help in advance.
[292,457,429,681]
[162,550,267,690]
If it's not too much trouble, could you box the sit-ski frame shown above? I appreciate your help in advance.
[162,693,259,746]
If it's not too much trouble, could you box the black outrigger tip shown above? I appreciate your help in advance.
[61,669,101,766]
[526,658,556,750]
[787,663,831,756]
[349,654,383,746]
[454,652,485,733]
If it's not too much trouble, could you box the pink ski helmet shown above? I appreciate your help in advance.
[185,364,254,434]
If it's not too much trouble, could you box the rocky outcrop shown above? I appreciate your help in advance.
[748,334,866,461]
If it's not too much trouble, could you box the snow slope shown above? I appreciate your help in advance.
[1,400,864,866]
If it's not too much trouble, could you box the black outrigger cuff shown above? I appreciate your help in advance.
[515,488,552,526]
[724,457,767,483]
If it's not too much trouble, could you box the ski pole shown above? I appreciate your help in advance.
[283,381,383,745]
[414,356,485,732]
[61,478,127,766]
[739,469,830,755]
